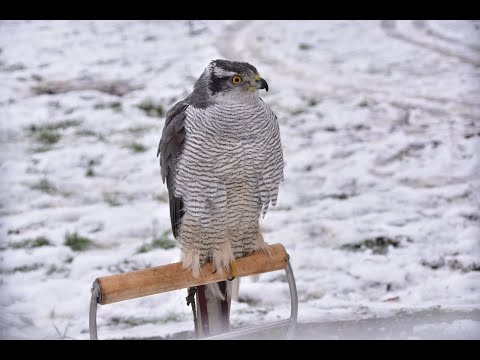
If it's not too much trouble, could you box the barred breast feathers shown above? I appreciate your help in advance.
[176,99,283,221]
[159,93,284,289]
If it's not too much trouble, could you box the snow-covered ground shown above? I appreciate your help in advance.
[0,20,479,340]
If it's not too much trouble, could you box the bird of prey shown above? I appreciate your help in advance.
[157,59,284,299]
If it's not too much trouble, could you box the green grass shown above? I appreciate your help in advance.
[126,126,151,135]
[341,236,406,255]
[31,178,57,195]
[137,99,165,117]
[75,129,97,137]
[102,192,135,206]
[85,159,99,177]
[11,236,51,249]
[108,313,184,328]
[29,178,72,198]
[126,142,147,153]
[64,232,95,251]
[298,42,313,50]
[94,101,122,112]
[27,119,82,151]
[109,317,147,327]
[152,192,168,203]
[137,229,176,253]
[102,191,123,206]
[75,129,105,141]
[35,130,61,145]
[45,264,69,276]
[107,259,152,273]
[28,119,82,134]
[13,263,43,272]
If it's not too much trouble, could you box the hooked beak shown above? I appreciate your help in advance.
[254,74,269,92]
[258,78,268,92]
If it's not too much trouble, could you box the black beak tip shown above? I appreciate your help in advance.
[260,78,269,92]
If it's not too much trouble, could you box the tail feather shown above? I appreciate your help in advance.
[181,249,201,277]
[206,282,226,301]
[206,278,240,302]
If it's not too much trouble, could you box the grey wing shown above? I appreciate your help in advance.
[157,101,189,239]
[259,109,284,217]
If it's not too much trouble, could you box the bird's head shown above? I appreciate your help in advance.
[192,59,269,106]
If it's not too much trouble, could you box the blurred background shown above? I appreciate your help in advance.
[0,20,479,339]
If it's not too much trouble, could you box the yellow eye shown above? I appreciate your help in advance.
[231,75,242,84]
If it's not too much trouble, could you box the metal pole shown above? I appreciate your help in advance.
[89,281,100,340]
[285,258,298,339]
[201,256,298,340]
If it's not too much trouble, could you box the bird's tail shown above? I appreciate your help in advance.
[206,277,239,301]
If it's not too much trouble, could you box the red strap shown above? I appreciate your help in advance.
[219,281,230,330]
[197,285,209,336]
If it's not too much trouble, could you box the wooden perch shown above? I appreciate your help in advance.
[95,243,288,305]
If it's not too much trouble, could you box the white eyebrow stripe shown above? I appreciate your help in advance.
[212,67,234,77]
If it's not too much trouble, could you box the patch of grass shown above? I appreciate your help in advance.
[126,142,147,153]
[290,109,305,116]
[45,264,69,276]
[13,263,43,272]
[75,129,105,141]
[102,191,123,206]
[145,236,176,251]
[28,119,82,133]
[31,178,57,195]
[11,236,51,249]
[357,99,370,108]
[341,236,410,255]
[325,193,350,200]
[126,126,151,135]
[103,191,135,206]
[137,99,165,117]
[64,231,95,251]
[152,192,168,203]
[76,129,97,136]
[108,313,184,329]
[94,101,122,112]
[298,43,313,50]
[35,129,61,146]
[107,259,151,273]
[109,316,147,328]
[421,258,480,272]
[32,79,140,97]
[27,119,82,151]
[324,126,337,132]
[137,229,176,253]
[136,244,150,253]
[85,159,97,177]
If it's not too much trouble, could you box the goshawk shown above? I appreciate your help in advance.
[157,59,284,297]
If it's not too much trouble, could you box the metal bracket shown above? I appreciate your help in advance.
[89,256,297,340]
[89,281,101,340]
[200,256,298,340]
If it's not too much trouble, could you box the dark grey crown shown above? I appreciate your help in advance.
[211,59,258,75]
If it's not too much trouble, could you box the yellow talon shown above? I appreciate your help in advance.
[227,261,237,281]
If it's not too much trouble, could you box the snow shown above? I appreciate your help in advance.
[0,20,479,340]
